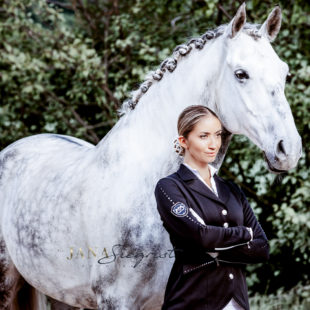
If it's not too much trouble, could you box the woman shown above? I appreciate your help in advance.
[154,105,269,310]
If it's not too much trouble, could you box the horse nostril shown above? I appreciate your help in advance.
[276,140,287,156]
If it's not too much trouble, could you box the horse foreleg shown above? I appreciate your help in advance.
[0,262,21,310]
[0,236,22,310]
[0,239,49,310]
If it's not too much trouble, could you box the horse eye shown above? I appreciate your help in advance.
[234,69,249,81]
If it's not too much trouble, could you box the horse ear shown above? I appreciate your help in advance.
[225,2,246,39]
[259,6,282,42]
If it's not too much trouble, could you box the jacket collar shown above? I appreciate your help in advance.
[176,163,230,205]
[182,162,218,178]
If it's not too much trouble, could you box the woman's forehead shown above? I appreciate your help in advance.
[193,116,222,132]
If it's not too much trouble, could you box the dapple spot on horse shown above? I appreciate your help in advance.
[0,150,18,186]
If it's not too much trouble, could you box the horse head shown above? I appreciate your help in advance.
[118,4,301,174]
[215,3,302,172]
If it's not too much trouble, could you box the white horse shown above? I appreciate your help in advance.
[0,4,302,310]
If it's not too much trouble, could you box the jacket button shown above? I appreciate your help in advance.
[229,273,234,280]
[222,209,227,215]
[223,222,229,228]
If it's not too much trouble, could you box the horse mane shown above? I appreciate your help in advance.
[117,23,261,117]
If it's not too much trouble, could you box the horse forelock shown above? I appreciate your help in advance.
[117,23,262,117]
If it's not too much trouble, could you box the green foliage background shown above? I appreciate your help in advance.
[0,0,309,306]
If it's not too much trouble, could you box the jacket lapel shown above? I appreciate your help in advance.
[176,163,230,205]
[213,174,230,204]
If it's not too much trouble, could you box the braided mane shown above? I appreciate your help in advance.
[117,23,261,117]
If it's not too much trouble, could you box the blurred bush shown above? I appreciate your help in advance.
[249,281,310,310]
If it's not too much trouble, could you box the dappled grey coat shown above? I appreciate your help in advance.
[154,163,269,310]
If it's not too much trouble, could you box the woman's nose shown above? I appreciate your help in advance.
[208,137,216,149]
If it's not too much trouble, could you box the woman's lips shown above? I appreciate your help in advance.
[205,152,216,156]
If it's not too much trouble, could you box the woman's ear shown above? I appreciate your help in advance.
[178,136,187,149]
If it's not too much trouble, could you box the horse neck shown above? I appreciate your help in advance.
[95,38,224,176]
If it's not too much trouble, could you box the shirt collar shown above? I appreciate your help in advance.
[182,162,218,178]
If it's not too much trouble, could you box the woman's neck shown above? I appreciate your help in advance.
[183,160,211,182]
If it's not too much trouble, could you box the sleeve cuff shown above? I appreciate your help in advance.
[246,227,253,241]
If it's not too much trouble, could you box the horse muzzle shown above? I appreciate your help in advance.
[263,136,302,173]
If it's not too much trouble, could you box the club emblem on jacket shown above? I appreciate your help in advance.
[171,202,188,217]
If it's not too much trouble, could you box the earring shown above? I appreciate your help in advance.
[173,137,184,156]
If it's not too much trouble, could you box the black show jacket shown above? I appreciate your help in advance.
[154,163,269,310]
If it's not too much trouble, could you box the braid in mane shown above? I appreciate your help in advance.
[117,23,261,117]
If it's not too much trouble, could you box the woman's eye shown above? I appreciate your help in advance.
[200,135,207,138]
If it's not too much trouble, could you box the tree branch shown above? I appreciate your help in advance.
[46,91,100,143]
[217,4,232,20]
[100,83,120,109]
[86,120,116,129]
[46,0,74,10]
[71,0,106,44]
[68,107,100,143]
[237,160,246,183]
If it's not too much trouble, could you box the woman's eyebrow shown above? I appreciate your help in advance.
[199,130,223,134]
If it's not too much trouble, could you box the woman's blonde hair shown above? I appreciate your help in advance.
[174,105,220,156]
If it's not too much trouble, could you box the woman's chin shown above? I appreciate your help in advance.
[204,153,217,161]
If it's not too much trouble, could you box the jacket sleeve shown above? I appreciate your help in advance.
[217,181,270,264]
[154,177,252,251]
